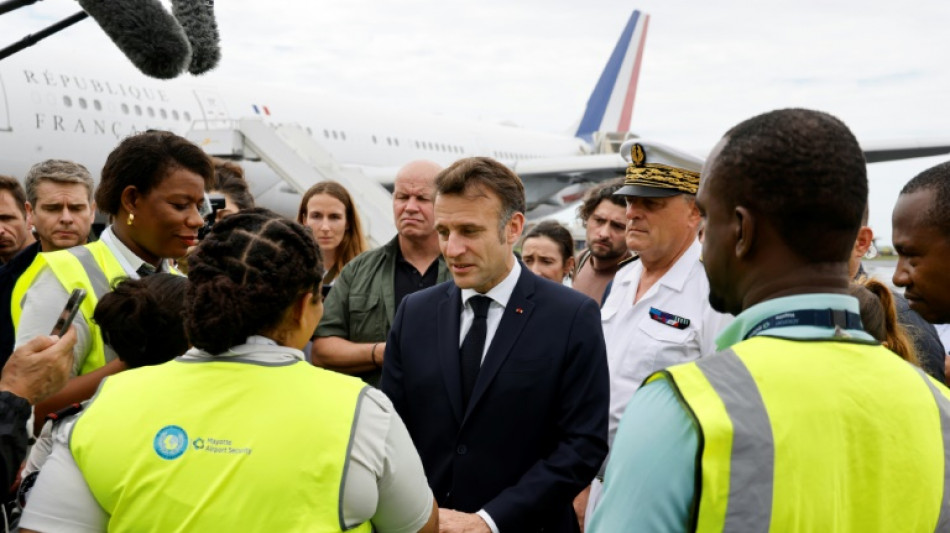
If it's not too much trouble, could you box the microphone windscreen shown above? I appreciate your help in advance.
[77,0,191,79]
[171,0,221,75]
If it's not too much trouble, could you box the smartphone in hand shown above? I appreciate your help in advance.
[50,288,86,336]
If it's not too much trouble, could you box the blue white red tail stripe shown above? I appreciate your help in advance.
[617,14,648,132]
[575,10,649,142]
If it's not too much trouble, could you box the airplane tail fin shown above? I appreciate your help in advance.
[574,10,650,144]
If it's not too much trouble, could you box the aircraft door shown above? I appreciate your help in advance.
[0,73,11,131]
[192,89,230,127]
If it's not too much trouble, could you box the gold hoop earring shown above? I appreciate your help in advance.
[127,213,135,226]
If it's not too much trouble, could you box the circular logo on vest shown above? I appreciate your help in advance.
[154,425,188,460]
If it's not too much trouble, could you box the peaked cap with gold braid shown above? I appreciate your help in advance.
[614,142,700,198]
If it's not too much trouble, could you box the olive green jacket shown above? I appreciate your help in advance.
[315,236,451,384]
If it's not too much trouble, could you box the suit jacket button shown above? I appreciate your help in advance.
[457,445,468,455]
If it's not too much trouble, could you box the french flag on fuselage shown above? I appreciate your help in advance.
[575,10,649,143]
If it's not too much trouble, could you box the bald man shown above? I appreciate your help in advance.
[313,161,452,385]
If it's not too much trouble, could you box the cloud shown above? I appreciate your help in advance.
[1,0,947,240]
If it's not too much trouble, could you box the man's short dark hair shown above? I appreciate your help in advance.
[435,157,525,231]
[577,177,625,224]
[0,175,27,217]
[714,108,867,263]
[899,161,950,236]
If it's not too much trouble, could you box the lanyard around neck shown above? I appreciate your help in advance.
[744,309,863,340]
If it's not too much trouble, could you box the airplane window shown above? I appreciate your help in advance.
[134,105,142,116]
[184,111,191,122]
[307,127,313,135]
[387,137,392,146]
[415,141,420,149]
[121,103,129,115]
[341,132,346,140]
[372,135,377,144]
[332,131,338,140]
[78,98,87,110]
[147,107,155,118]
[160,108,167,119]
[172,110,180,120]
[394,139,399,147]
[324,129,330,138]
[94,100,102,111]
[63,96,72,107]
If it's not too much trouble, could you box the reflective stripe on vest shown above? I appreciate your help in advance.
[651,336,950,532]
[914,366,950,531]
[12,241,127,375]
[694,349,773,532]
[70,358,373,532]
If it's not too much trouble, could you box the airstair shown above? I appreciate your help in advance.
[592,131,639,155]
[187,118,396,247]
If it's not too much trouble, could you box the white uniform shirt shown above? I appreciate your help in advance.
[600,239,732,448]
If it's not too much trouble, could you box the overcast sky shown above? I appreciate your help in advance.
[2,0,948,243]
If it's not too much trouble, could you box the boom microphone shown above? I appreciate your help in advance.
[171,0,221,75]
[76,0,192,79]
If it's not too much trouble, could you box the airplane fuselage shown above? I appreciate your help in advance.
[0,59,588,218]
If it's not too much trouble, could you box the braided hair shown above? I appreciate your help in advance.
[185,208,324,354]
[94,274,189,368]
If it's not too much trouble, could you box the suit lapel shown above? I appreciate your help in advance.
[438,283,464,424]
[465,269,536,417]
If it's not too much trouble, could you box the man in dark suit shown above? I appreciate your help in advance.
[381,157,609,533]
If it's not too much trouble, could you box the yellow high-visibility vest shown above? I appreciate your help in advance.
[12,240,127,375]
[12,240,181,375]
[70,357,373,532]
[648,335,950,532]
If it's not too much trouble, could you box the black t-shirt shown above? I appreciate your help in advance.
[394,248,440,310]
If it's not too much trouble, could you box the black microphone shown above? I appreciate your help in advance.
[171,0,221,75]
[76,0,191,79]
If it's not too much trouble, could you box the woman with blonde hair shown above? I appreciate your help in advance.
[297,181,367,293]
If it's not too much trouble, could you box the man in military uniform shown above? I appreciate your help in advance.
[579,141,732,529]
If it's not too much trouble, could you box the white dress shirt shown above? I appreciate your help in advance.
[458,260,522,363]
[456,259,521,533]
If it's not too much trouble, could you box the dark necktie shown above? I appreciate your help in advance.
[137,264,156,278]
[460,295,491,409]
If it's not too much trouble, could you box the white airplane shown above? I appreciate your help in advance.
[0,9,947,245]
[0,9,701,243]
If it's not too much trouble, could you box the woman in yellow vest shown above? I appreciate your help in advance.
[19,209,438,532]
[12,130,214,432]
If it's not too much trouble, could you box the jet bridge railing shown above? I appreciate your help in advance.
[187,118,396,248]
